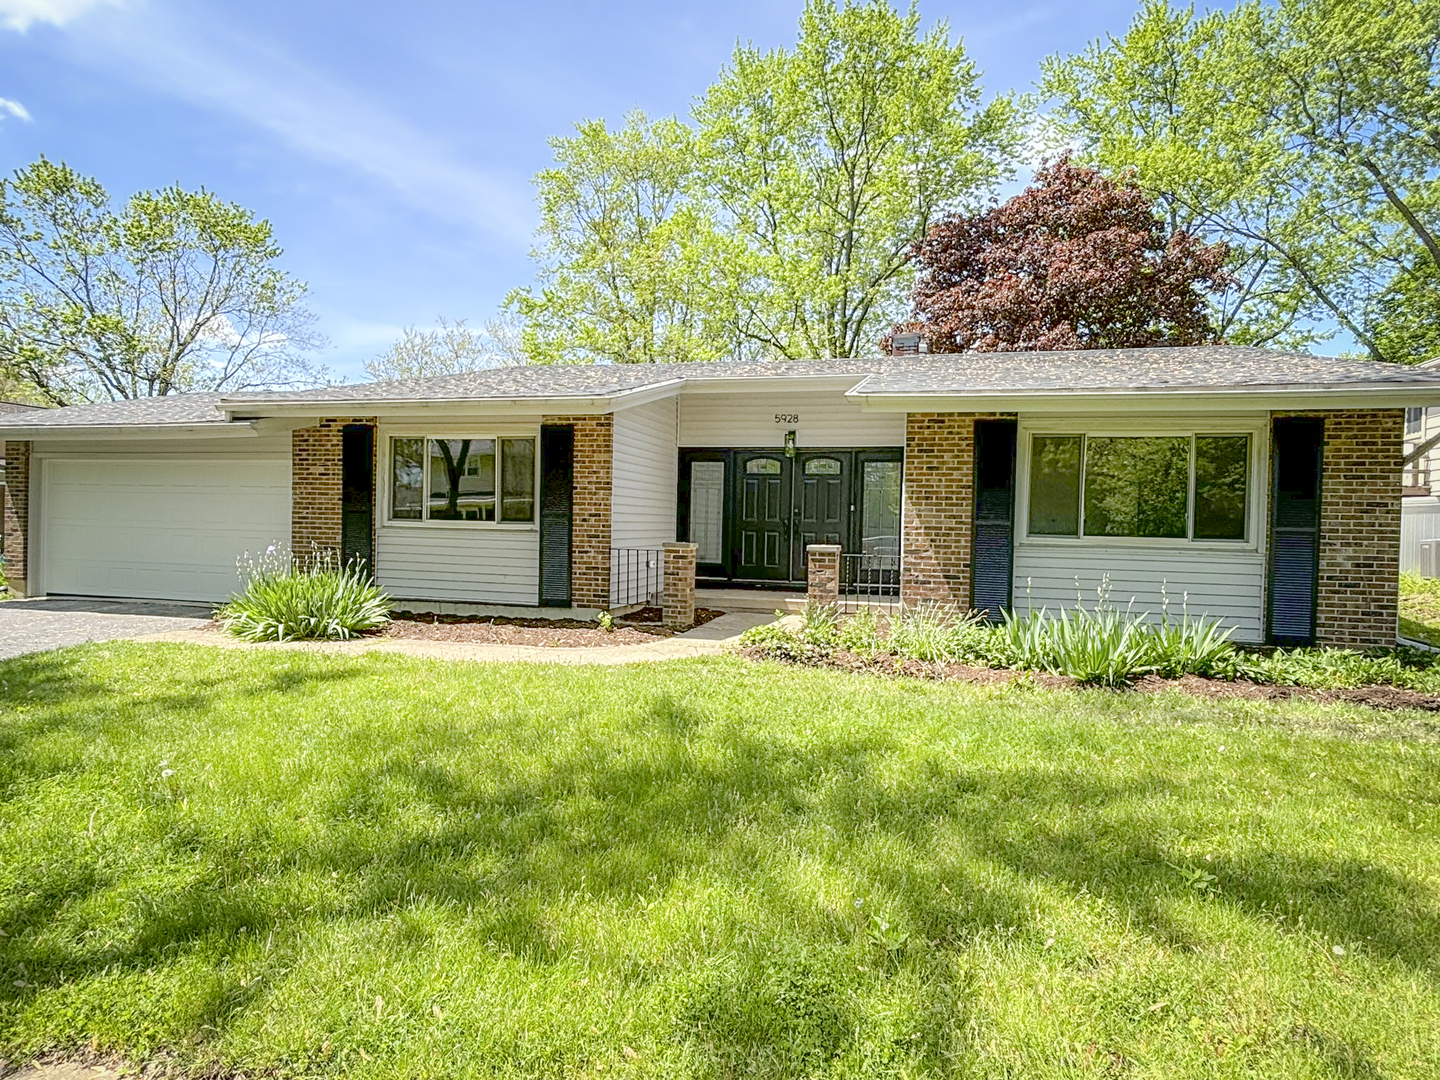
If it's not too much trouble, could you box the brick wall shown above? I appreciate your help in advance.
[292,418,376,562]
[1272,409,1402,649]
[543,415,613,609]
[3,440,29,595]
[806,544,840,608]
[900,413,1015,608]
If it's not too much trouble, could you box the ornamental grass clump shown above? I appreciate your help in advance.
[887,602,997,664]
[217,544,391,642]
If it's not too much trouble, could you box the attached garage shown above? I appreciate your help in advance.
[39,456,290,602]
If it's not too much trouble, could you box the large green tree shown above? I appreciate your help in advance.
[1041,0,1440,362]
[0,158,325,405]
[510,0,1019,364]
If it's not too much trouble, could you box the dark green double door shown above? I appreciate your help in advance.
[734,451,851,582]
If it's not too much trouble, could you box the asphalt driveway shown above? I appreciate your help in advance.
[0,597,213,660]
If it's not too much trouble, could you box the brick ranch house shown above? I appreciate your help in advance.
[5,345,1440,648]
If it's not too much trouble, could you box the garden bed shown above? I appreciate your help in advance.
[741,645,1440,712]
[383,607,725,647]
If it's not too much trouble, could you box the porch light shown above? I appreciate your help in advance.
[784,429,797,457]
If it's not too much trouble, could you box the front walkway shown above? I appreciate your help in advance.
[0,597,213,660]
[137,611,773,664]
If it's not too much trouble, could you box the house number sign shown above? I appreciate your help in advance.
[774,413,799,424]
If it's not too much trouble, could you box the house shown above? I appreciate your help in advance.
[1399,359,1440,574]
[4,345,1440,648]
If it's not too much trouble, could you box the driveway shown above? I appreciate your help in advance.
[0,597,213,660]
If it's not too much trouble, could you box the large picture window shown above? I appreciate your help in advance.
[1026,432,1251,542]
[389,436,536,524]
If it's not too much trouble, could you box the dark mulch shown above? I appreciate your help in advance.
[383,608,725,648]
[743,648,1440,712]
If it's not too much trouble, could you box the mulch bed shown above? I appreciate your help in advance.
[743,647,1440,712]
[382,607,724,647]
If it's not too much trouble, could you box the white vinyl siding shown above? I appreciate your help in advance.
[611,398,678,548]
[374,524,540,606]
[1012,545,1267,642]
[679,390,903,448]
[610,398,678,605]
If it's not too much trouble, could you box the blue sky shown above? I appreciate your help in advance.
[0,0,1144,381]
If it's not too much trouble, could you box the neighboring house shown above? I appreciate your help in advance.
[1399,359,1440,574]
[3,346,1440,648]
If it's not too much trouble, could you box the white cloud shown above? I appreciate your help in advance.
[0,0,121,32]
[0,96,30,121]
[56,7,536,247]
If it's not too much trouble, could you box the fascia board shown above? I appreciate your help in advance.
[0,423,261,440]
[677,374,871,395]
[849,386,1440,413]
[223,395,628,421]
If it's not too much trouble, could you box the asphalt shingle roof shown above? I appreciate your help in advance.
[3,347,1440,430]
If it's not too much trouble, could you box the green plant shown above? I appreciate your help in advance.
[887,602,996,664]
[1000,605,1157,686]
[216,544,391,642]
[595,610,615,633]
[1148,611,1240,678]
[835,608,883,657]
[1238,646,1440,692]
[798,602,840,645]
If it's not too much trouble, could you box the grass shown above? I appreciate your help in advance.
[1400,572,1440,648]
[1,644,1439,1078]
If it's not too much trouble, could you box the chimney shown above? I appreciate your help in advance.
[890,332,927,356]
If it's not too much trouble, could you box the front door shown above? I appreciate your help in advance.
[735,452,791,580]
[791,453,848,581]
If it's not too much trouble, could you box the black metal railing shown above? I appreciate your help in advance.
[839,552,901,614]
[610,547,663,609]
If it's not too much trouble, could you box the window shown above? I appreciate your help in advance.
[1026,432,1250,542]
[804,457,842,475]
[745,457,782,475]
[1407,407,1424,435]
[389,436,536,524]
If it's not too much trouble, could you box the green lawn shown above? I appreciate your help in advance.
[1400,572,1440,648]
[1,645,1438,1079]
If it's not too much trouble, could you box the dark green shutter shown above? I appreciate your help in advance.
[971,420,1017,620]
[539,425,574,607]
[1268,417,1323,646]
[340,424,375,573]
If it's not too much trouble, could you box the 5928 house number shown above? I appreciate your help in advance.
[774,413,799,423]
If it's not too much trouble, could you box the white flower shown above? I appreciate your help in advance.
[161,769,174,779]
[1332,944,1345,956]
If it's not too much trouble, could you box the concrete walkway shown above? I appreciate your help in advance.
[137,610,773,664]
[0,597,213,660]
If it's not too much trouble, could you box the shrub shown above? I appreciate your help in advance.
[887,603,996,664]
[836,607,884,658]
[1148,611,1240,678]
[217,545,391,642]
[999,605,1157,686]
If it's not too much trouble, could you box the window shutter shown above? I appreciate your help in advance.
[341,425,375,574]
[971,420,1017,620]
[539,425,574,607]
[1268,417,1323,645]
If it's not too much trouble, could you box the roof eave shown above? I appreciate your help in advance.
[219,381,686,419]
[0,422,260,440]
[848,384,1440,413]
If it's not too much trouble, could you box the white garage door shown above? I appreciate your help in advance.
[41,457,291,602]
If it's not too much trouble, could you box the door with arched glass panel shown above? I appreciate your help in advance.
[792,453,848,580]
[735,453,790,580]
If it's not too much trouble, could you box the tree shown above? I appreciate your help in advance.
[364,316,524,381]
[510,0,1020,363]
[507,113,737,365]
[1041,0,1440,362]
[892,157,1231,352]
[0,158,325,405]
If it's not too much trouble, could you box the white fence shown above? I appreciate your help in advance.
[1401,496,1440,575]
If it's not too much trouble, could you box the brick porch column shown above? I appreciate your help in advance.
[662,542,697,630]
[543,415,613,609]
[3,440,30,596]
[292,418,377,567]
[806,544,841,608]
